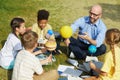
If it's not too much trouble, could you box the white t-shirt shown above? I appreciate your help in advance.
[12,50,43,80]
[0,33,22,67]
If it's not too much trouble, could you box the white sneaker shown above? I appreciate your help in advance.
[69,52,75,58]
[85,56,98,62]
[67,58,78,67]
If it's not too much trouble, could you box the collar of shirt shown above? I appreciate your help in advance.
[85,16,100,28]
[22,50,35,57]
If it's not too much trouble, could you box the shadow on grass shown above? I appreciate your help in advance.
[100,3,120,22]
[84,3,120,22]
[1,39,6,48]
[0,67,13,80]
[7,69,13,80]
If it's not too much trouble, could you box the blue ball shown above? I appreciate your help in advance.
[88,45,97,54]
[47,30,53,35]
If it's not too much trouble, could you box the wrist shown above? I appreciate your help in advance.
[39,50,42,53]
[46,59,49,63]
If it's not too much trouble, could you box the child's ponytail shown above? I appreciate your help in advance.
[105,28,120,74]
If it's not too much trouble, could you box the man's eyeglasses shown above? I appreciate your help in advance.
[89,12,101,17]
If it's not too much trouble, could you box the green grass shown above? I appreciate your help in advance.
[0,0,120,80]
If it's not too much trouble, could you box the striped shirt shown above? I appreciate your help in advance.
[12,50,43,80]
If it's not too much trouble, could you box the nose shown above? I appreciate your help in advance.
[90,14,94,18]
[41,24,46,27]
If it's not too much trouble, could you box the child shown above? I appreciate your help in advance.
[32,9,55,42]
[12,31,59,80]
[84,28,120,80]
[31,9,61,54]
[0,17,26,69]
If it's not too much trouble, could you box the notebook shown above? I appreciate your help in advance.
[63,68,83,77]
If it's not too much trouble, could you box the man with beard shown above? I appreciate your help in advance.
[65,5,107,60]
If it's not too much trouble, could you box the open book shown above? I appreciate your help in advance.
[64,68,83,77]
[58,65,82,77]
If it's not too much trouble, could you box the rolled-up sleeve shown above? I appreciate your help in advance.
[71,18,84,33]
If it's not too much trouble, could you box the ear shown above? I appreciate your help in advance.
[35,43,38,48]
[15,27,19,32]
[99,13,102,18]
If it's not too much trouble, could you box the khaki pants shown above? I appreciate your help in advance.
[33,70,59,80]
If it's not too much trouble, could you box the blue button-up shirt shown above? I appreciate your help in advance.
[71,16,107,47]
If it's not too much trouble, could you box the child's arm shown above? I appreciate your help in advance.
[100,71,107,76]
[40,54,52,65]
[33,50,42,55]
[33,48,47,55]
[90,61,108,76]
[26,27,32,31]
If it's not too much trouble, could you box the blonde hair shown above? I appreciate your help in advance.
[21,31,38,49]
[105,28,120,73]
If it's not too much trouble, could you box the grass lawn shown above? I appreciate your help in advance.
[0,0,120,80]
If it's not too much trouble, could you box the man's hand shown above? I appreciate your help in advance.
[78,32,91,41]
[79,32,97,45]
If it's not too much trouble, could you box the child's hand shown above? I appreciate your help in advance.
[64,39,70,46]
[39,54,52,65]
[90,61,96,70]
[41,48,47,53]
[46,54,52,63]
[33,48,46,55]
[33,50,42,55]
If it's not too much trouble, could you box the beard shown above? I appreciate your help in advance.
[90,18,96,24]
[90,17,99,24]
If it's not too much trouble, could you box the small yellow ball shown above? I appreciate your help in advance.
[60,26,72,38]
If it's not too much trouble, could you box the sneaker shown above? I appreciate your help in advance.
[69,52,75,58]
[85,56,98,62]
[57,50,62,54]
[52,56,56,62]
[52,49,62,55]
[67,58,78,67]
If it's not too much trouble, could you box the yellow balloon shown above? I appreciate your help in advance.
[60,26,72,38]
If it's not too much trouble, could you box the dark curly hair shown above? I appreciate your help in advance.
[37,9,49,21]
